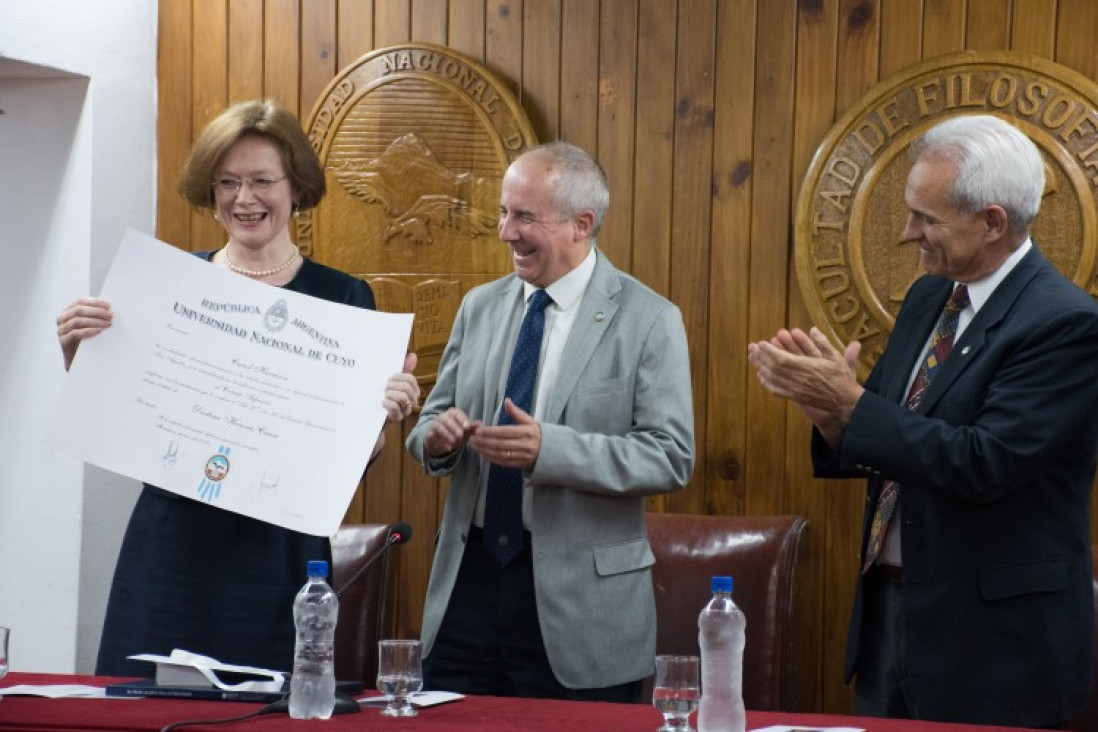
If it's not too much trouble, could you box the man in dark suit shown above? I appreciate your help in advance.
[748,114,1098,727]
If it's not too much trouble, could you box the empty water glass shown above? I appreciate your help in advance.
[652,654,699,731]
[376,639,422,717]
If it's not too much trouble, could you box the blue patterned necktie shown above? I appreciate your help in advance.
[483,289,553,567]
[863,284,969,573]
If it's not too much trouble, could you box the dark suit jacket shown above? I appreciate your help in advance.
[813,246,1098,726]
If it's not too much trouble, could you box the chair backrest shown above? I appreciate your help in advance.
[644,512,808,712]
[1066,545,1098,731]
[330,523,399,684]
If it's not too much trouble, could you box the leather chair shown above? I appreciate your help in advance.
[644,513,808,712]
[330,523,399,683]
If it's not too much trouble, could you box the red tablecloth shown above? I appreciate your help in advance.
[0,673,1038,731]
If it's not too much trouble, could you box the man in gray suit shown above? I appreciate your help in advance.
[406,141,695,702]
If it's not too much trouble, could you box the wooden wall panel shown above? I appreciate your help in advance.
[1055,0,1098,79]
[922,0,965,58]
[706,0,755,517]
[596,0,638,274]
[157,0,193,249]
[522,0,562,139]
[742,0,796,517]
[825,0,886,713]
[1010,0,1056,56]
[336,0,375,69]
[630,0,676,298]
[154,0,1098,715]
[630,0,677,523]
[228,0,264,102]
[790,0,836,713]
[264,0,300,114]
[559,0,599,155]
[375,0,411,46]
[669,0,716,516]
[879,0,921,78]
[301,0,337,113]
[966,0,1010,50]
[191,0,229,251]
[448,0,486,59]
[836,0,878,110]
[486,0,522,100]
[412,0,449,43]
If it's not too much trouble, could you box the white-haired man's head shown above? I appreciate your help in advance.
[910,114,1044,234]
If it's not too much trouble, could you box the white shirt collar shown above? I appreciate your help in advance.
[522,245,596,310]
[961,237,1031,315]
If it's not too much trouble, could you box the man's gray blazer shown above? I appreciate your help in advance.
[406,249,695,689]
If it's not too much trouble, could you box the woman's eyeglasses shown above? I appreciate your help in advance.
[212,175,288,194]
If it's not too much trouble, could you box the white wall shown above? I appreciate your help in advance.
[0,1,157,672]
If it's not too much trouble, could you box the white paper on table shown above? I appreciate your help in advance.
[127,649,285,691]
[0,685,110,698]
[752,726,864,732]
[358,690,465,707]
[47,228,414,536]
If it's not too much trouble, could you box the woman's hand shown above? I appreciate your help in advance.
[382,352,421,423]
[369,352,421,463]
[56,297,113,371]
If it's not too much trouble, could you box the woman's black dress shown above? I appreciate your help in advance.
[94,254,376,676]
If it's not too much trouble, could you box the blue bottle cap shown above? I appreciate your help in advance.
[306,560,329,578]
[711,576,733,593]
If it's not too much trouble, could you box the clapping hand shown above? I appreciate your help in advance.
[747,327,863,445]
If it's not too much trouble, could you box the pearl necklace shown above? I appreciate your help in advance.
[223,245,300,278]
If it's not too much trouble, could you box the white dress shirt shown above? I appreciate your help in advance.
[474,247,598,528]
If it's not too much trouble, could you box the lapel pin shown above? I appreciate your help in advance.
[961,346,971,355]
[594,312,605,322]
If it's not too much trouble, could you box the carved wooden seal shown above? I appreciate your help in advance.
[796,51,1098,377]
[302,43,538,387]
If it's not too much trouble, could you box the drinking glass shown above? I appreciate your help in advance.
[0,627,8,680]
[376,639,422,717]
[652,654,699,731]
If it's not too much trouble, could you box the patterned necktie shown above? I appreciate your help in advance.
[483,289,553,567]
[862,284,970,574]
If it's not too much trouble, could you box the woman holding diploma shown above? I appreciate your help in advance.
[55,100,420,676]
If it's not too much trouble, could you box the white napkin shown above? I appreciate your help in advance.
[126,649,285,692]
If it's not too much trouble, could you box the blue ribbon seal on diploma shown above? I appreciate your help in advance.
[197,445,232,502]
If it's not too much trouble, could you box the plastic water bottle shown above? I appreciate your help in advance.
[289,559,339,720]
[698,575,746,732]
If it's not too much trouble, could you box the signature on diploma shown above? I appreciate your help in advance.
[250,471,280,501]
[160,441,180,469]
[231,358,290,382]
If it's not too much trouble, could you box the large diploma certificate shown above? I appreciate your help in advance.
[47,229,414,536]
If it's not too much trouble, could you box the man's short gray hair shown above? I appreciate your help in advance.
[520,141,610,236]
[911,114,1044,233]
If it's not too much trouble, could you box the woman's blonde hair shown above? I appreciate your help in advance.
[177,99,325,211]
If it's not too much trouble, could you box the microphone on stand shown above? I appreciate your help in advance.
[336,522,412,598]
[310,523,412,715]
